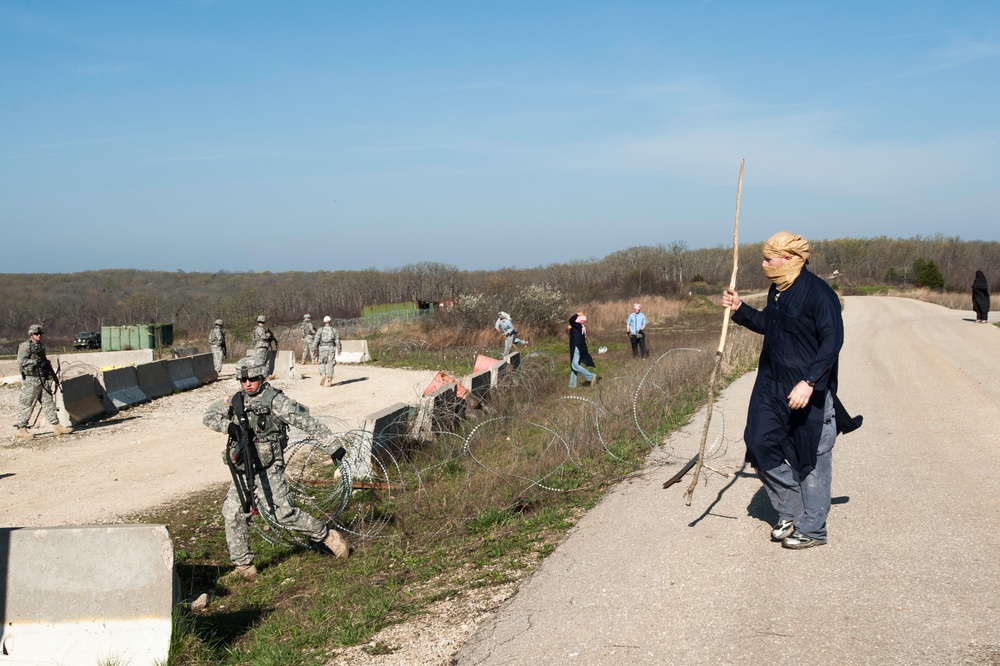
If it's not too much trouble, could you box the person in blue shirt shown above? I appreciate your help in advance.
[626,303,648,358]
[721,231,861,550]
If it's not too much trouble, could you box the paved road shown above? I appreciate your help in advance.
[457,297,1000,666]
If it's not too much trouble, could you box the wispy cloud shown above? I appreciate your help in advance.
[925,38,1000,72]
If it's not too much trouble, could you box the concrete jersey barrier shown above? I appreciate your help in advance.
[0,524,176,666]
[136,360,174,399]
[56,374,107,425]
[336,339,371,363]
[102,366,148,408]
[166,356,199,391]
[191,352,218,384]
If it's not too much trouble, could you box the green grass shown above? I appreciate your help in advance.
[146,301,762,664]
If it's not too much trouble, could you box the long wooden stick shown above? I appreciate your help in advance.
[681,160,743,506]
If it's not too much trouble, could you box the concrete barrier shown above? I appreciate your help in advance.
[103,366,148,408]
[136,360,174,399]
[56,374,107,425]
[0,359,20,384]
[273,350,297,380]
[55,349,154,371]
[166,356,199,391]
[191,352,218,384]
[337,339,371,364]
[355,403,412,479]
[470,369,492,400]
[414,384,460,441]
[505,350,521,370]
[0,524,176,666]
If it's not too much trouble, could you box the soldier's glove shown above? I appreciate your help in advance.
[228,423,243,441]
[331,447,346,463]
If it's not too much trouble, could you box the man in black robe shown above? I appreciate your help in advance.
[722,232,861,549]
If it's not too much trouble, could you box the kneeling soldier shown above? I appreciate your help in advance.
[203,358,350,581]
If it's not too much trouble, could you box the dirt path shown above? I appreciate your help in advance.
[0,363,439,527]
[454,296,1000,665]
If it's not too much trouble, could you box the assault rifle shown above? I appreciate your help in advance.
[224,392,264,517]
[39,358,61,394]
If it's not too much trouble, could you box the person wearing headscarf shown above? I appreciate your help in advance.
[972,270,990,323]
[721,231,862,550]
[494,311,527,356]
[626,303,648,358]
[567,313,597,388]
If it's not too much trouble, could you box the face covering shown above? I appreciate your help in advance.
[762,231,810,291]
[763,256,806,291]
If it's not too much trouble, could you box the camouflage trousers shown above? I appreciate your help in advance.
[301,336,315,364]
[211,346,225,373]
[16,376,59,428]
[222,462,329,566]
[317,346,337,380]
[252,348,276,376]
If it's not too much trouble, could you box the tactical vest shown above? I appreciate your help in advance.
[20,341,45,376]
[229,384,288,468]
[317,326,337,346]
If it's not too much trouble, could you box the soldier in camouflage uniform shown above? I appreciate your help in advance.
[300,314,317,365]
[203,357,351,581]
[252,315,277,378]
[14,324,73,439]
[208,319,227,373]
[312,316,342,387]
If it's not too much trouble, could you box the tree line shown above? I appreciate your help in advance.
[1,235,996,345]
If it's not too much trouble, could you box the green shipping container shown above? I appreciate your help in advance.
[101,324,174,351]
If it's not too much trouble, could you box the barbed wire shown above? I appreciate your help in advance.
[249,346,741,551]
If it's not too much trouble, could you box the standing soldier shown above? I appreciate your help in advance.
[300,314,317,365]
[209,319,227,373]
[203,357,350,582]
[313,316,342,386]
[252,315,277,378]
[14,324,73,439]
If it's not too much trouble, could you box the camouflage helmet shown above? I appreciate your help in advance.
[256,315,266,323]
[234,357,267,381]
[303,313,311,320]
[214,319,224,326]
[28,324,43,335]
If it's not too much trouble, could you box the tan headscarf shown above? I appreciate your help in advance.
[762,231,810,291]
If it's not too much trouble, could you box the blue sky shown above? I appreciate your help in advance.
[2,2,998,273]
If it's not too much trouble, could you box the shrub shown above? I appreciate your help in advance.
[454,286,568,336]
[912,258,945,289]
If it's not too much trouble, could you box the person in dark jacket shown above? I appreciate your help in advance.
[568,313,597,388]
[972,270,990,323]
[721,231,861,550]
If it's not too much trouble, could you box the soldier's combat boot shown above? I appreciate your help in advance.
[321,529,350,558]
[15,426,32,440]
[233,564,257,582]
[53,424,74,436]
[320,374,327,386]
